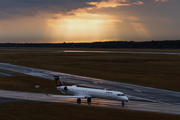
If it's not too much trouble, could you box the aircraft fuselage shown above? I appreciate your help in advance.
[57,85,129,101]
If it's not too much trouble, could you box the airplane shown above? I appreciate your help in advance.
[49,76,129,106]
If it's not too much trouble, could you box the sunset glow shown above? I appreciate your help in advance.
[46,8,122,42]
[87,1,130,8]
[0,0,179,43]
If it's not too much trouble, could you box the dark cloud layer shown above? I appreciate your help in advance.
[0,0,101,19]
[1,0,179,19]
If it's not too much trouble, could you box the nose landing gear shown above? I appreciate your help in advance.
[122,101,128,106]
[122,101,125,106]
[87,98,91,103]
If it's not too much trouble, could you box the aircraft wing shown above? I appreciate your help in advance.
[50,95,85,98]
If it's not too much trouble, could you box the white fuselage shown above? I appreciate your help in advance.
[57,85,129,101]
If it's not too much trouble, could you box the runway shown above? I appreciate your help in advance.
[63,50,180,55]
[0,62,180,114]
[0,90,180,115]
[1,48,180,55]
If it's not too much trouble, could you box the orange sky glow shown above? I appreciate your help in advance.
[0,0,179,43]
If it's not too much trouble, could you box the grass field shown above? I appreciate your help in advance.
[1,75,180,120]
[0,102,180,120]
[0,75,61,94]
[0,48,180,119]
[0,74,71,94]
[0,48,180,91]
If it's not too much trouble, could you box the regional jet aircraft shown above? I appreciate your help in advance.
[50,76,129,106]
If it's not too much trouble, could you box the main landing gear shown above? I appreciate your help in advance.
[87,98,91,103]
[77,98,81,103]
[77,98,91,104]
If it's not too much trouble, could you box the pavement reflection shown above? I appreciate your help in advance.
[62,50,180,55]
[1,63,180,115]
[0,90,180,115]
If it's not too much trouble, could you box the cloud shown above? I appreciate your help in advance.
[0,0,164,20]
[132,1,144,5]
[84,0,180,41]
[155,0,169,2]
[1,0,180,42]
[87,0,130,8]
[0,0,170,20]
[0,0,101,19]
[51,17,58,19]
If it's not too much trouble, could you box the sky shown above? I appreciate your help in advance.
[0,0,180,43]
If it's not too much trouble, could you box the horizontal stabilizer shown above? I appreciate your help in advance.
[51,95,85,98]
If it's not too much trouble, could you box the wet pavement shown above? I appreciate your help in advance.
[0,62,180,104]
[0,62,180,114]
[0,90,180,115]
[1,48,180,55]
[63,50,180,55]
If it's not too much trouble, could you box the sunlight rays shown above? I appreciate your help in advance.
[46,8,122,43]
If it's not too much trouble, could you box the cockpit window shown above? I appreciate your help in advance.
[117,94,125,96]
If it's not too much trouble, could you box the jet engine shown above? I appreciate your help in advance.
[64,86,68,90]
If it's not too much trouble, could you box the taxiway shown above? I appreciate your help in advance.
[0,90,180,115]
[0,62,180,115]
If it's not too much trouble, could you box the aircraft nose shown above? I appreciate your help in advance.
[125,96,129,101]
[121,96,129,101]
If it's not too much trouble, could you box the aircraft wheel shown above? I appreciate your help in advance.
[122,101,124,106]
[77,98,81,103]
[87,98,91,103]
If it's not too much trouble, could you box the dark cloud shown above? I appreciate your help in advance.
[51,17,58,19]
[68,12,76,15]
[0,0,101,19]
[85,0,180,41]
[1,0,178,19]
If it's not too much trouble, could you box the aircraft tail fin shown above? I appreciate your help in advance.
[54,76,64,86]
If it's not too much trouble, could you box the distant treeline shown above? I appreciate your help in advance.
[0,40,180,49]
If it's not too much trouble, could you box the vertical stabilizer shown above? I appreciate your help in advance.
[54,76,64,86]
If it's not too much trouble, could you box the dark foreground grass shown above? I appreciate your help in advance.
[0,76,69,94]
[0,48,180,91]
[0,102,180,120]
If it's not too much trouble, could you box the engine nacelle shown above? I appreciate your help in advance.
[64,86,68,90]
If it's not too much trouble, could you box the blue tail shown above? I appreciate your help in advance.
[54,76,64,86]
